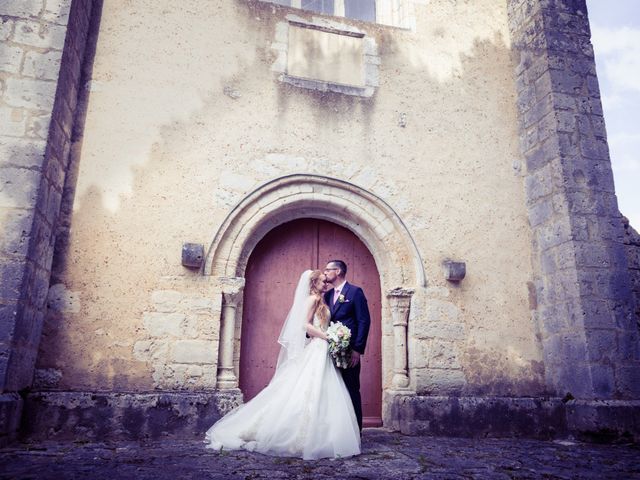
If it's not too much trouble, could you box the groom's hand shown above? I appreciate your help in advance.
[349,351,361,368]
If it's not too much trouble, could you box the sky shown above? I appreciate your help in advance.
[586,0,640,229]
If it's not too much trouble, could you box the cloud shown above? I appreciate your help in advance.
[608,132,640,173]
[591,25,640,93]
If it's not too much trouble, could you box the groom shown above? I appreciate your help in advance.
[324,260,371,431]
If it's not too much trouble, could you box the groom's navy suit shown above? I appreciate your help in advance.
[325,282,371,431]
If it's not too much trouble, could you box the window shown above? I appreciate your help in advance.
[263,0,412,29]
[294,0,376,22]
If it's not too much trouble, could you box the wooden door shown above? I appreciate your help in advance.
[240,218,383,427]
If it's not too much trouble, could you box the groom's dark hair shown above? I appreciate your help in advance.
[329,260,347,277]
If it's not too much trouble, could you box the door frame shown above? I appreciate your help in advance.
[205,175,424,427]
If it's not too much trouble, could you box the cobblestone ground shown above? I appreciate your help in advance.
[1,429,639,480]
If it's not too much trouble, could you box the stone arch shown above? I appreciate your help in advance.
[207,174,422,407]
[205,174,425,288]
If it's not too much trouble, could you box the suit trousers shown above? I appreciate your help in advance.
[340,362,362,431]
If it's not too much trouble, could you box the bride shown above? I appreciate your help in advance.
[204,269,361,460]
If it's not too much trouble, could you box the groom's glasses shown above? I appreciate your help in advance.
[324,268,338,272]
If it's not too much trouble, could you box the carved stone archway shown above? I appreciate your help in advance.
[204,174,424,404]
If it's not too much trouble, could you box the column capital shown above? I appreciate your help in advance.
[386,287,414,301]
[387,287,413,327]
[220,276,245,307]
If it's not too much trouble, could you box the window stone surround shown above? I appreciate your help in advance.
[271,14,380,97]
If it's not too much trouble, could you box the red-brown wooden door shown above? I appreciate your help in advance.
[240,218,382,427]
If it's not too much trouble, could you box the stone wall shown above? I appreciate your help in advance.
[0,0,97,443]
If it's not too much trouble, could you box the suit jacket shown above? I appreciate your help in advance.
[325,282,371,355]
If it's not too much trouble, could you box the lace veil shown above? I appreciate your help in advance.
[275,269,312,373]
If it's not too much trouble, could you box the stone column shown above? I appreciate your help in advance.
[387,288,414,390]
[507,0,640,400]
[216,278,245,390]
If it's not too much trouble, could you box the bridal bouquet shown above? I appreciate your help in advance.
[326,322,352,369]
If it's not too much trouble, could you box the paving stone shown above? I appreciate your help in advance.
[1,430,639,479]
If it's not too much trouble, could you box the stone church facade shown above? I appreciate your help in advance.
[0,0,639,444]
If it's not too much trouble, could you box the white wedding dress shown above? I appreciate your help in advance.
[204,315,361,460]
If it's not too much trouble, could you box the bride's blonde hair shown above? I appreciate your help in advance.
[309,269,330,327]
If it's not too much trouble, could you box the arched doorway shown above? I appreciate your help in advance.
[239,218,383,427]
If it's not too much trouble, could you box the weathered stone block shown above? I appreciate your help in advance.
[538,303,568,334]
[0,18,12,41]
[0,260,26,302]
[182,296,216,314]
[42,0,72,25]
[414,368,466,395]
[0,208,34,257]
[182,315,200,338]
[0,138,46,169]
[542,332,587,366]
[5,77,57,110]
[579,135,609,161]
[426,340,461,369]
[22,50,62,80]
[525,162,556,201]
[616,366,640,398]
[528,197,554,227]
[43,183,62,224]
[133,339,168,362]
[172,340,216,364]
[0,45,23,74]
[143,312,185,337]
[566,399,640,442]
[13,20,66,49]
[0,304,18,345]
[151,290,182,313]
[583,330,617,363]
[565,297,613,330]
[535,218,573,251]
[409,338,428,369]
[0,107,28,137]
[573,242,610,268]
[33,367,62,388]
[524,96,556,137]
[588,364,615,398]
[412,321,465,341]
[0,393,23,445]
[618,333,640,362]
[553,361,593,398]
[0,1,44,18]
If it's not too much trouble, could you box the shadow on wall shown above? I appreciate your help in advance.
[69,0,513,215]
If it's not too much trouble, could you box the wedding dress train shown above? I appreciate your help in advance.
[205,318,361,460]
